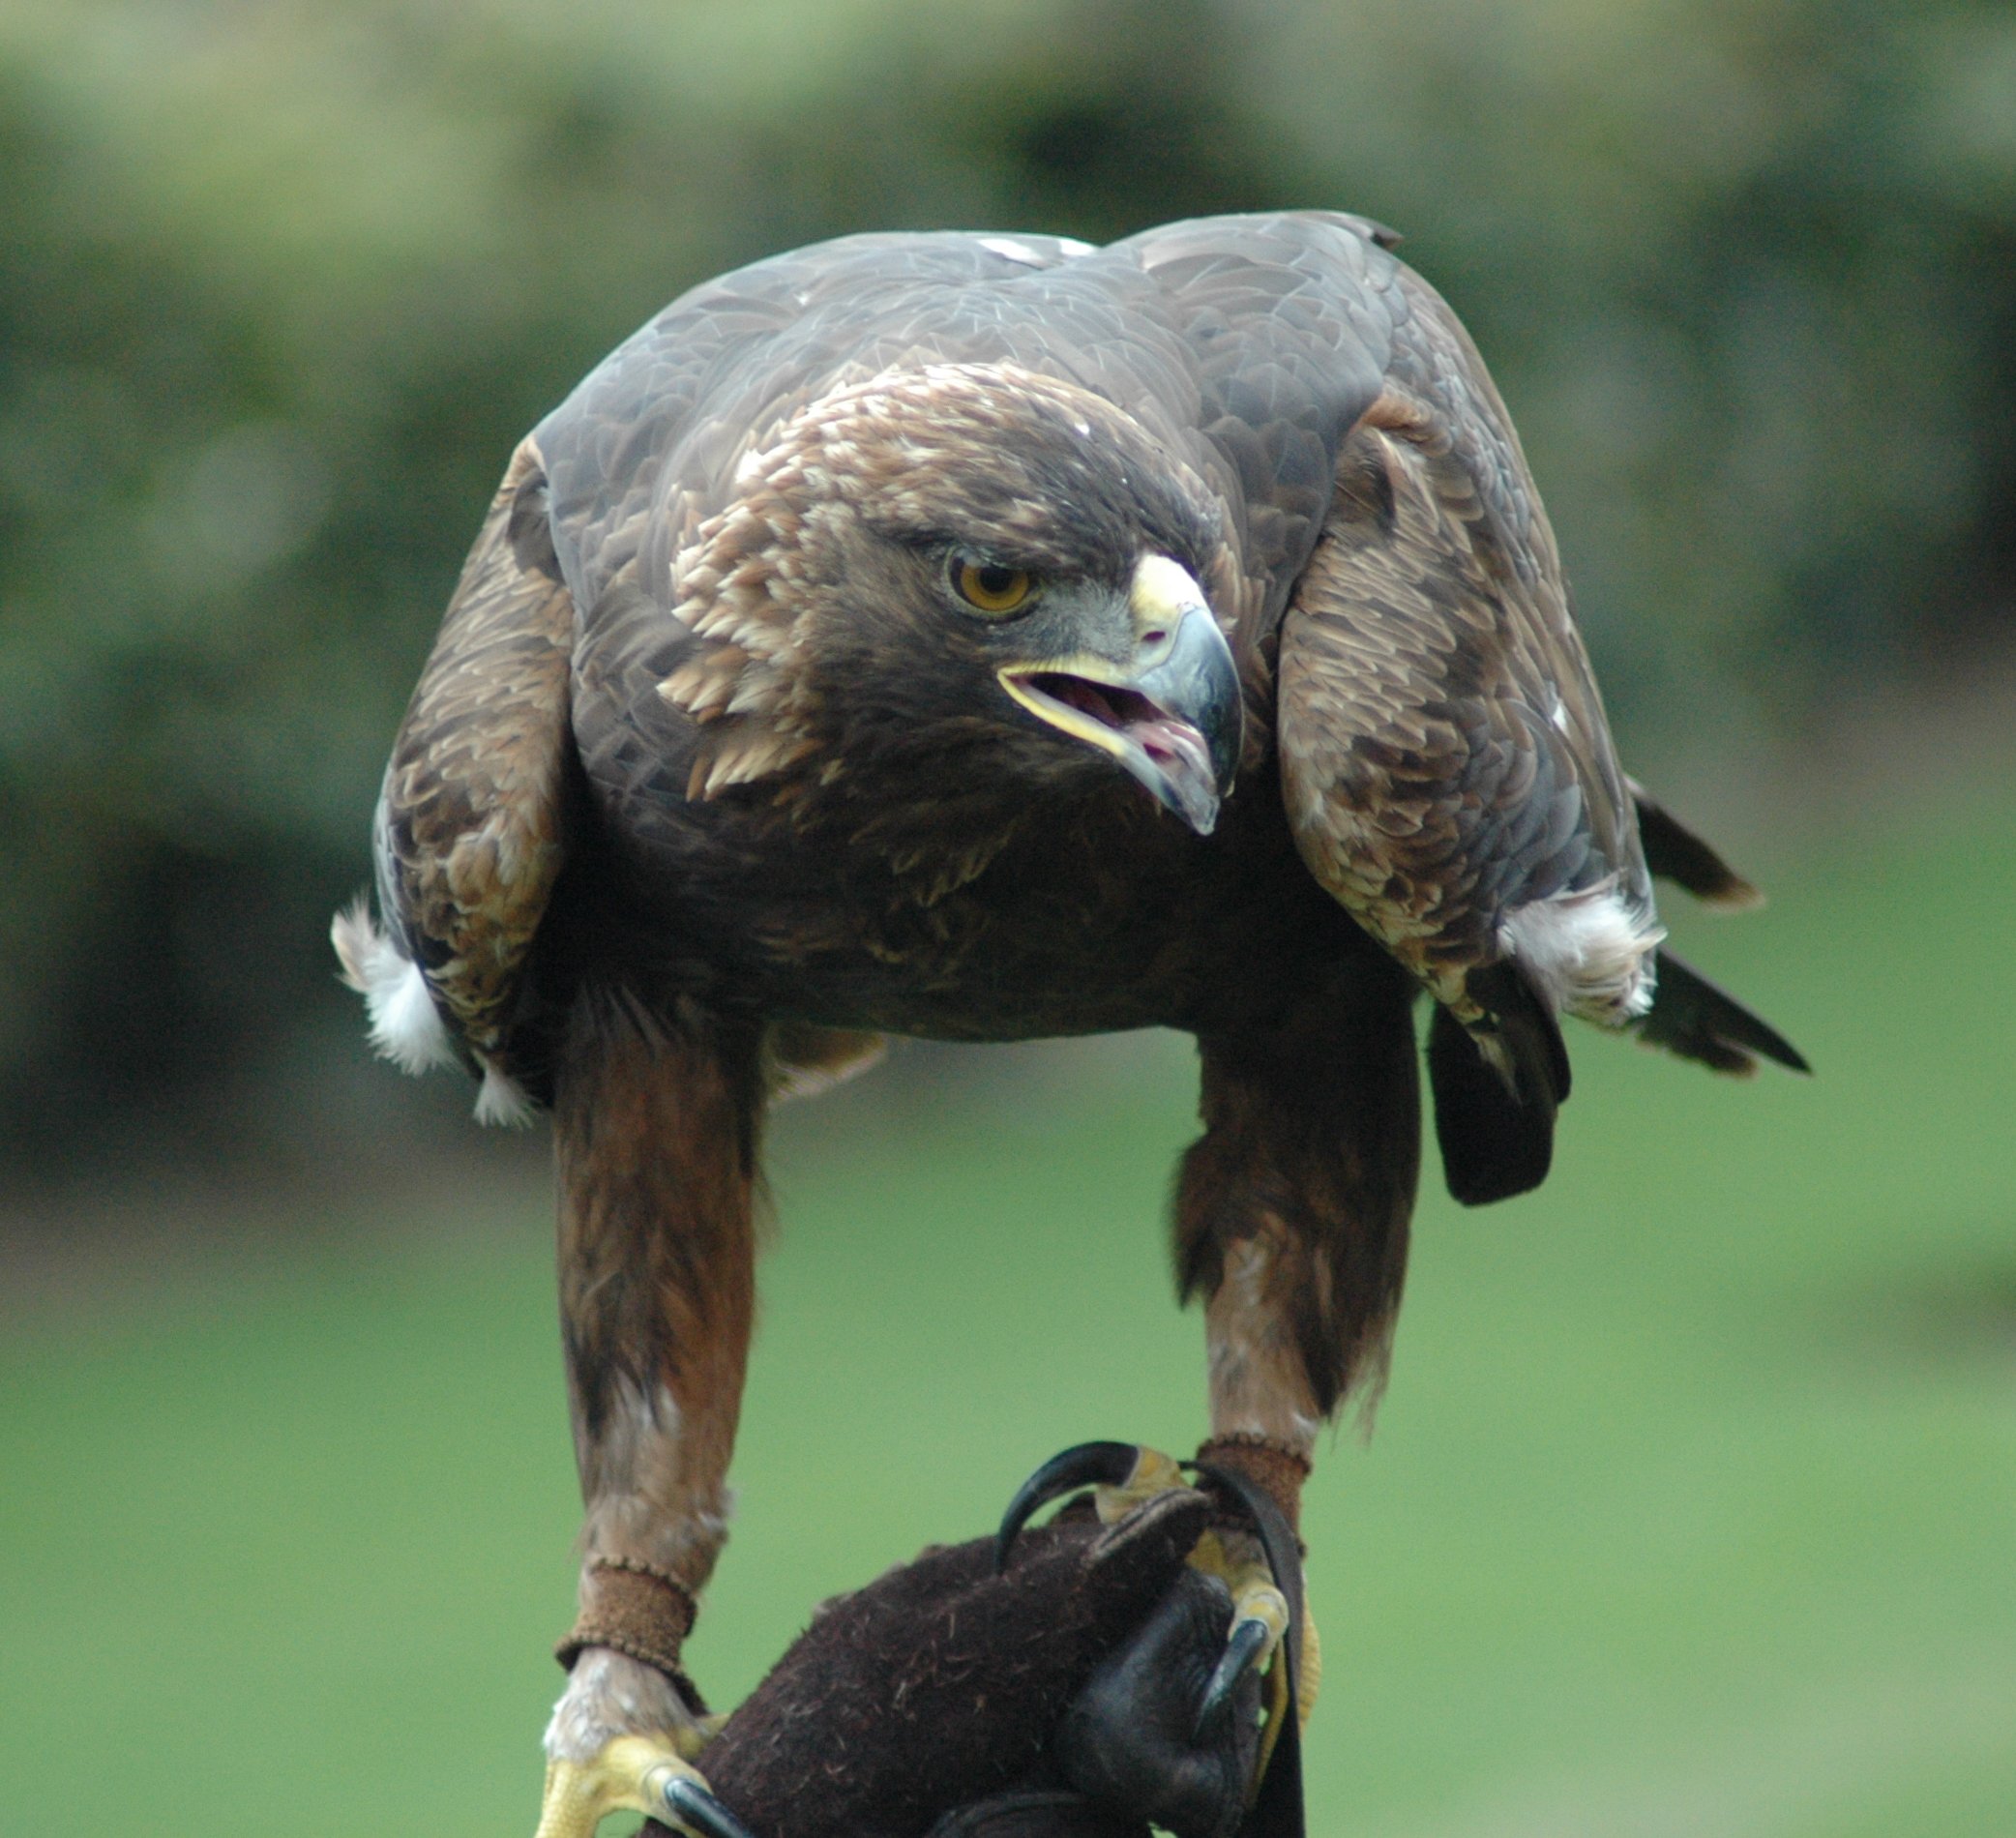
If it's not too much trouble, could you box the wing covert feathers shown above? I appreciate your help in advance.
[1275,292,1675,1204]
[337,437,575,1118]
[1279,361,1659,1045]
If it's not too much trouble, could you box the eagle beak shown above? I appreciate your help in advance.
[999,556,1243,836]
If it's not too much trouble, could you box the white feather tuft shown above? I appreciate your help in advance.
[473,1056,538,1129]
[330,900,457,1075]
[1497,881,1664,1026]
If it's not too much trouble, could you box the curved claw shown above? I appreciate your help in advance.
[1191,1459,1305,1722]
[993,1440,1150,1574]
[1194,1611,1272,1739]
[659,1773,758,1838]
[1191,1462,1313,1838]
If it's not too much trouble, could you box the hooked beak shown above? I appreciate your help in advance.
[998,556,1243,835]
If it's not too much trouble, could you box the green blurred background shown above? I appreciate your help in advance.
[3,1,2012,1833]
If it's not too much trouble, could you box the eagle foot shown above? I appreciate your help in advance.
[533,1733,750,1838]
[993,1441,1316,1808]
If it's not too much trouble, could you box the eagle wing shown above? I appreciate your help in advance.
[1276,274,1661,1201]
[333,438,577,1122]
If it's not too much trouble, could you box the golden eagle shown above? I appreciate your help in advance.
[335,212,1802,1838]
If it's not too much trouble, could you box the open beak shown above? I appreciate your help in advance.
[999,556,1242,835]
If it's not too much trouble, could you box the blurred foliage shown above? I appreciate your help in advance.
[2,0,2012,1164]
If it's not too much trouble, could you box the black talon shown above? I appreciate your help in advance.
[1189,1459,1304,1717]
[1192,1459,1308,1838]
[660,1775,758,1838]
[1194,1612,1271,1739]
[993,1440,1144,1574]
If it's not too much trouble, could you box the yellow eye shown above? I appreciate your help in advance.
[952,557,1034,615]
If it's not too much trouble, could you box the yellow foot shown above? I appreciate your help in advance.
[993,1441,1320,1782]
[1195,1528,1290,1705]
[534,1733,749,1838]
[1187,1524,1320,1792]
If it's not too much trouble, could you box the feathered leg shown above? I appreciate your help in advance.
[538,990,762,1838]
[1177,968,1422,1499]
[1173,968,1421,1742]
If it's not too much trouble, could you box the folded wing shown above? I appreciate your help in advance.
[332,437,577,1123]
[1278,282,1658,1203]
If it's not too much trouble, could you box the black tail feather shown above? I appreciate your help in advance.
[1637,948,1809,1076]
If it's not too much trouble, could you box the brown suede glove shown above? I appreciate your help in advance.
[648,1484,1284,1838]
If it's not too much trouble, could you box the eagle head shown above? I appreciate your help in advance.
[659,363,1243,841]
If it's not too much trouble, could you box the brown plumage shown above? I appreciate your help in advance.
[333,212,1803,1818]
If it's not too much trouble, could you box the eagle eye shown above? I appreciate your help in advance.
[950,555,1035,616]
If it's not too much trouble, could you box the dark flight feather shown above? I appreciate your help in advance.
[1630,782,1764,910]
[1426,965,1570,1206]
[1638,949,1811,1077]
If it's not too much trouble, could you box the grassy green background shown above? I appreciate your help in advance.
[5,797,2013,1836]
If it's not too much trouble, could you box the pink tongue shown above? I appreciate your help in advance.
[1132,716,1210,779]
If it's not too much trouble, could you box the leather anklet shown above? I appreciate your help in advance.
[555,1558,707,1712]
[1197,1433,1313,1534]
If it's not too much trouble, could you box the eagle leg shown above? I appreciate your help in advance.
[1168,973,1425,1748]
[539,990,764,1838]
[993,1442,1310,1819]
